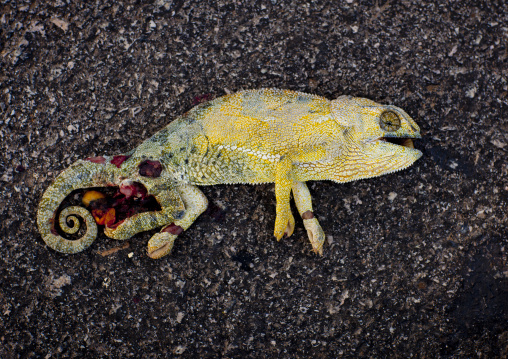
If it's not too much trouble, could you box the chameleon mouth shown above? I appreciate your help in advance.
[380,137,416,148]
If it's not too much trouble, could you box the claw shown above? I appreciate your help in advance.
[283,214,295,238]
[274,211,295,241]
[303,218,325,255]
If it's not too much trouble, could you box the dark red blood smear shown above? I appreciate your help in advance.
[112,194,160,222]
[192,93,212,105]
[49,217,58,235]
[88,198,110,212]
[162,223,184,235]
[85,156,106,164]
[205,202,225,222]
[16,165,25,172]
[138,160,162,178]
[110,155,131,168]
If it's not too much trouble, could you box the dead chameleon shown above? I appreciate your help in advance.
[37,88,422,259]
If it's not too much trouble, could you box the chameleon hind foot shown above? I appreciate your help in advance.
[303,217,325,255]
[147,184,208,259]
[147,230,178,259]
[292,181,325,254]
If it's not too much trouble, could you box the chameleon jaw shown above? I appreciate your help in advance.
[380,137,416,148]
[373,135,423,157]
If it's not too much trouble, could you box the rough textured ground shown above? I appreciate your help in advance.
[1,1,507,358]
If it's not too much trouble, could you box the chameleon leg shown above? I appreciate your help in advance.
[104,188,185,240]
[273,155,295,241]
[292,180,325,255]
[147,183,208,259]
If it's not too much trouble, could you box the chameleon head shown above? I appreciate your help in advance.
[330,95,422,181]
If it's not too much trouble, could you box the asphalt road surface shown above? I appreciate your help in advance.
[1,1,507,357]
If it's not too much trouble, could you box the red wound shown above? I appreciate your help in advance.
[111,155,131,168]
[106,219,124,230]
[162,223,184,235]
[85,156,106,164]
[119,181,148,199]
[91,208,116,227]
[84,182,160,229]
[138,160,162,178]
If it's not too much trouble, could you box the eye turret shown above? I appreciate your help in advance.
[380,111,401,132]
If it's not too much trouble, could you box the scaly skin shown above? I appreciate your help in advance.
[37,88,422,258]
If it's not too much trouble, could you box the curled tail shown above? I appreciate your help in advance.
[37,158,116,254]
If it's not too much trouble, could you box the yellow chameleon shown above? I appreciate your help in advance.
[37,88,422,259]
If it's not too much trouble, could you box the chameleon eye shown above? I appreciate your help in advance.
[379,111,401,132]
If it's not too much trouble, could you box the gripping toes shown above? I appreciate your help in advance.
[147,184,208,259]
[274,206,295,241]
[303,217,325,255]
[292,180,326,254]
[147,223,183,258]
[147,231,177,259]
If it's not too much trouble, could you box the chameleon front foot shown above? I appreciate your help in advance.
[274,211,295,241]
